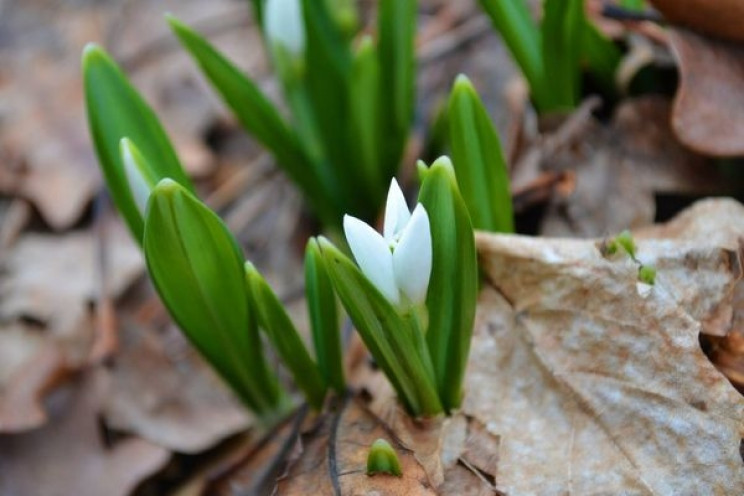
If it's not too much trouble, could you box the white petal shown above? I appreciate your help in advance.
[265,0,305,57]
[383,178,411,241]
[121,139,153,216]
[393,204,432,306]
[344,215,400,305]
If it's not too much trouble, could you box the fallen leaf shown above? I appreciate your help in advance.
[0,222,143,432]
[649,0,744,43]
[539,96,721,237]
[102,317,251,454]
[469,204,744,493]
[0,370,169,496]
[637,198,744,391]
[668,28,744,157]
[0,0,255,229]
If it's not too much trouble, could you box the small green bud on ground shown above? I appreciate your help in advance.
[366,439,402,477]
[615,230,637,259]
[638,265,656,285]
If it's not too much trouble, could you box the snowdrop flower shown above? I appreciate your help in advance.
[264,0,305,59]
[344,179,432,308]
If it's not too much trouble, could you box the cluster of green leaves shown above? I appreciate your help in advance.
[168,0,416,229]
[478,0,621,113]
[84,45,344,422]
[317,158,477,416]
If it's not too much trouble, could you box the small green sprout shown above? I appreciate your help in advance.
[366,439,402,477]
[615,230,637,259]
[600,230,657,286]
[638,265,656,286]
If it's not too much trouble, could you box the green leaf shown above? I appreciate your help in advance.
[620,0,644,10]
[167,16,338,227]
[305,239,345,394]
[318,237,442,416]
[83,44,193,244]
[541,0,584,111]
[478,0,548,110]
[377,0,416,180]
[301,0,373,219]
[249,0,264,26]
[417,157,478,413]
[582,21,622,97]
[144,179,287,418]
[448,75,514,233]
[244,262,327,410]
[350,36,383,198]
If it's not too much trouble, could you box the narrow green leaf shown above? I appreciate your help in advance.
[318,237,442,416]
[301,0,373,219]
[582,21,622,97]
[477,0,548,110]
[377,0,416,180]
[144,179,286,418]
[305,239,345,394]
[350,36,383,199]
[541,0,584,111]
[417,157,477,413]
[448,75,514,233]
[620,0,644,10]
[167,16,338,226]
[245,262,327,410]
[83,44,193,243]
[249,0,264,26]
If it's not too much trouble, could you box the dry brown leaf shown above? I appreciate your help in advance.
[102,317,251,454]
[469,203,744,493]
[649,0,744,43]
[668,28,744,157]
[0,0,255,229]
[539,96,719,237]
[0,222,143,431]
[0,370,169,496]
[638,198,744,392]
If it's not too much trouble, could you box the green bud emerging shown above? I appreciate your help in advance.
[615,230,637,259]
[638,265,656,285]
[366,439,402,477]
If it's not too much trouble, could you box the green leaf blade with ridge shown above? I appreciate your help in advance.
[448,75,514,233]
[417,157,478,413]
[83,44,193,243]
[144,179,286,418]
[305,239,345,394]
[245,262,327,410]
[377,0,416,181]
